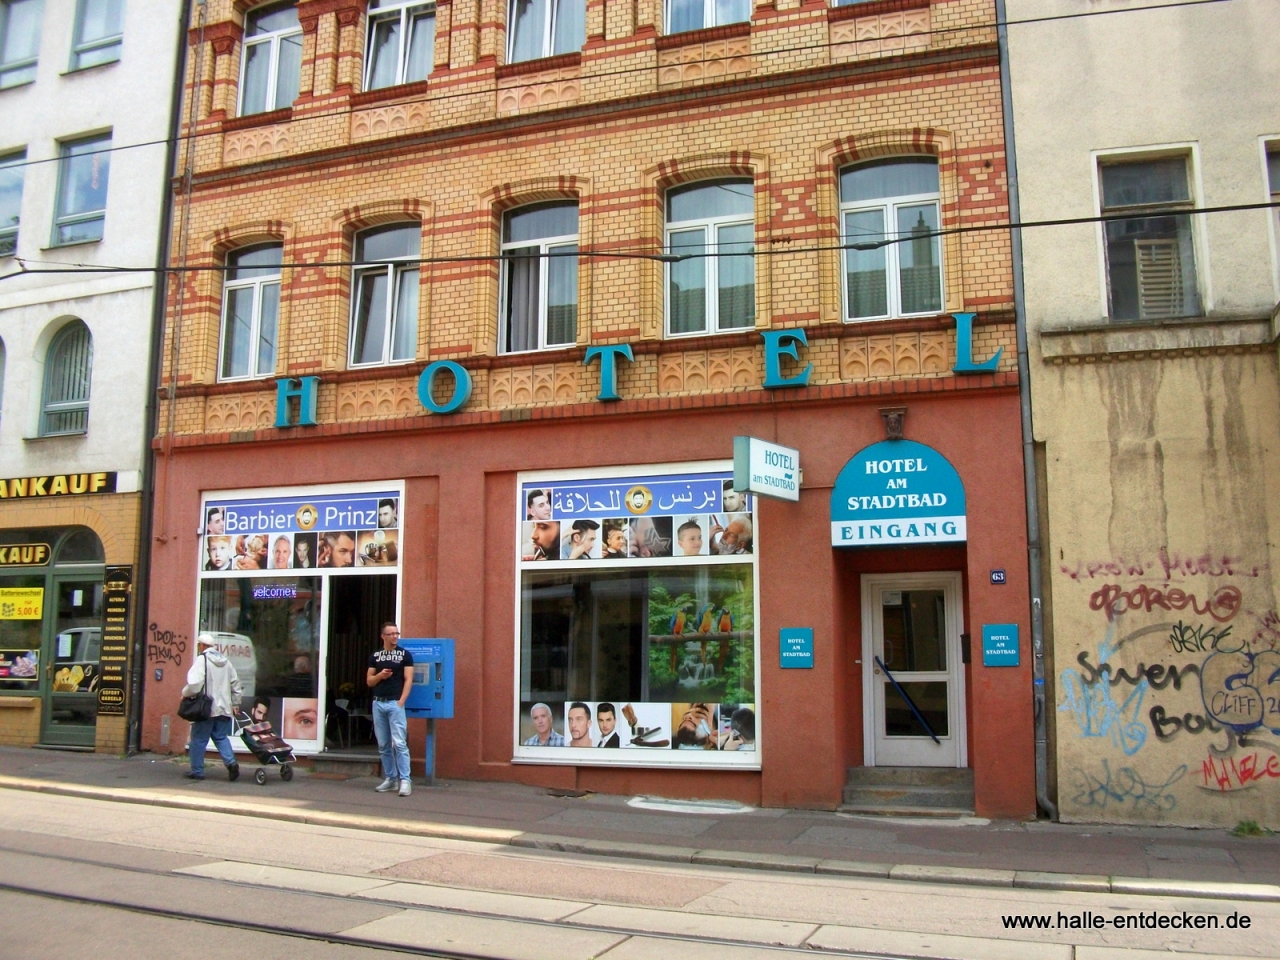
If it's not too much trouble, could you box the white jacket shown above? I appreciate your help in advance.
[183,651,242,719]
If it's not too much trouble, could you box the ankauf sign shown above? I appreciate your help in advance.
[830,440,966,546]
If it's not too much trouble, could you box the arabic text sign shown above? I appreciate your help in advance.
[733,437,800,502]
[830,440,967,546]
[533,475,729,521]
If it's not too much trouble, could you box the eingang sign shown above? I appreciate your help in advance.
[830,440,966,546]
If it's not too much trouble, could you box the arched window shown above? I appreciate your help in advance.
[41,321,93,436]
[500,202,578,353]
[665,180,754,336]
[219,243,282,381]
[239,2,302,116]
[350,223,421,366]
[840,157,942,320]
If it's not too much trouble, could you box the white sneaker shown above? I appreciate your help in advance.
[398,779,412,797]
[375,777,397,793]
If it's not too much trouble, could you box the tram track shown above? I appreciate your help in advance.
[0,842,899,960]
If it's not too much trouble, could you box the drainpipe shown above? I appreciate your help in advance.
[127,0,191,755]
[995,0,1056,820]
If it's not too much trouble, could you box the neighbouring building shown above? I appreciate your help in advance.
[142,0,1037,816]
[1008,0,1280,826]
[0,0,184,751]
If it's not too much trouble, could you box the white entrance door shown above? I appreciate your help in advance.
[861,572,966,767]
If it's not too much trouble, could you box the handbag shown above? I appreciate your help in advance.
[177,653,213,723]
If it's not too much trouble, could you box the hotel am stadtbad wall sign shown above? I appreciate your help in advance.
[830,440,967,546]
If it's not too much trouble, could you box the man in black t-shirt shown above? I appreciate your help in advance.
[367,622,414,797]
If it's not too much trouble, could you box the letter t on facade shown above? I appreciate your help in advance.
[584,344,634,402]
[274,376,320,427]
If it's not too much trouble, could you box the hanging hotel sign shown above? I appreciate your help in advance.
[830,440,966,546]
[732,437,800,502]
[0,543,52,567]
[0,472,116,499]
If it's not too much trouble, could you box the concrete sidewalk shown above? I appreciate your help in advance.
[2,746,1277,901]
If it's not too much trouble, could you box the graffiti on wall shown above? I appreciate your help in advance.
[1057,548,1278,822]
[146,623,188,668]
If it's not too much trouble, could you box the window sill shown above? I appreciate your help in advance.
[223,107,293,131]
[1039,311,1278,362]
[25,431,87,442]
[41,237,102,251]
[655,21,751,51]
[350,79,431,108]
[827,0,929,24]
[61,56,121,76]
[496,52,582,79]
[0,76,36,91]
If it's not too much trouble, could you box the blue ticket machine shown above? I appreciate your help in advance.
[400,638,454,784]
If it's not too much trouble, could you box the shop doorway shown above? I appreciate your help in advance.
[325,574,397,750]
[861,572,965,767]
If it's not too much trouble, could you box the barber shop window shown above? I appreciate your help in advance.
[840,157,942,321]
[350,223,420,367]
[507,0,584,64]
[365,0,434,89]
[1100,157,1201,320]
[41,320,93,436]
[0,0,42,87]
[219,244,281,381]
[239,2,301,116]
[500,202,578,353]
[53,135,111,246]
[70,0,123,70]
[666,0,749,34]
[516,470,759,765]
[666,180,754,336]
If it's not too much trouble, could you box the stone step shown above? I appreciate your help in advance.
[311,753,381,777]
[843,783,975,807]
[845,765,973,787]
[837,803,976,819]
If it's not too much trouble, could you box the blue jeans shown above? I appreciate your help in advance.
[189,715,236,776]
[373,699,411,781]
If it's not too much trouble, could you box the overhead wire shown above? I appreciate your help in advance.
[0,0,1238,173]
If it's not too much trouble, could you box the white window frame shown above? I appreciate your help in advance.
[0,0,42,88]
[349,227,420,368]
[664,0,749,34]
[0,149,23,257]
[1261,136,1280,303]
[363,0,434,90]
[498,209,578,355]
[70,0,123,71]
[505,0,580,64]
[664,185,755,338]
[218,248,281,382]
[52,134,110,247]
[840,178,943,323]
[238,5,301,116]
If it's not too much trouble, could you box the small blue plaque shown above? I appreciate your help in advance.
[780,627,814,669]
[990,569,1006,584]
[982,624,1019,667]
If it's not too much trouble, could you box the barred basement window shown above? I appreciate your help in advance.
[840,157,942,321]
[41,321,93,436]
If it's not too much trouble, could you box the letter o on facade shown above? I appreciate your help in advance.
[417,361,473,414]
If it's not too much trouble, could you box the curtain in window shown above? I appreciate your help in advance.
[391,268,419,360]
[509,0,546,62]
[551,0,585,54]
[366,16,401,89]
[546,247,577,346]
[667,0,703,33]
[256,283,280,375]
[406,11,435,81]
[668,229,706,334]
[716,223,754,329]
[42,323,93,435]
[275,34,303,108]
[221,287,255,379]
[505,248,540,352]
[714,0,749,25]
[241,42,271,115]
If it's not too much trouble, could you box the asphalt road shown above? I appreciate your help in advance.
[1,787,1275,960]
